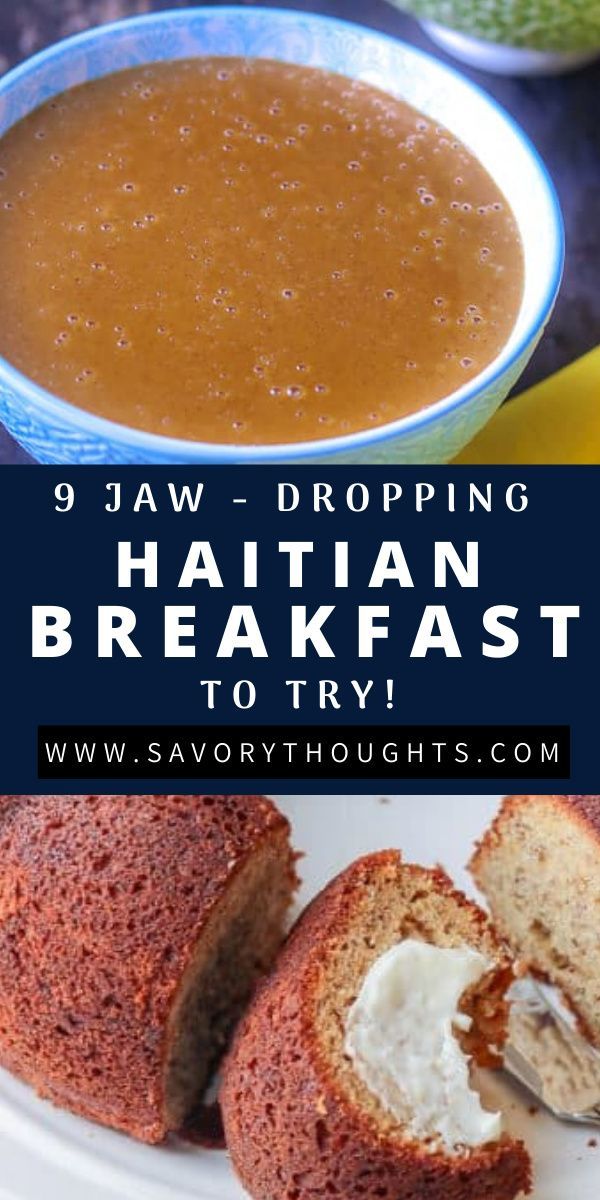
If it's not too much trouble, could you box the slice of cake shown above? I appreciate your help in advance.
[470,794,600,1048]
[0,793,298,1142]
[221,851,531,1200]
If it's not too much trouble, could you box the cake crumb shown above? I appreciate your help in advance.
[588,1138,597,1148]
[528,1106,539,1116]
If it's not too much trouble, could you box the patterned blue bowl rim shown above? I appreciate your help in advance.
[0,5,565,461]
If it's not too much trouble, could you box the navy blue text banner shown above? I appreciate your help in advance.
[0,465,594,793]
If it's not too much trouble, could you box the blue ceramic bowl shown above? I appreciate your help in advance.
[0,6,564,464]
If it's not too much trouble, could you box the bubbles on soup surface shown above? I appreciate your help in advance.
[0,55,523,445]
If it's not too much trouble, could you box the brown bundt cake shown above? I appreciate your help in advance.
[221,851,532,1200]
[0,793,298,1142]
[470,794,600,1048]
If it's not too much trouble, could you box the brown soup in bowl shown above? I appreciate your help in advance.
[0,58,523,445]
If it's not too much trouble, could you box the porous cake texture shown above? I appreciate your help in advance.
[471,794,600,1047]
[0,793,297,1142]
[222,850,531,1200]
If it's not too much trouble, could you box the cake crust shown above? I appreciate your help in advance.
[221,851,531,1200]
[471,795,600,866]
[0,794,297,1142]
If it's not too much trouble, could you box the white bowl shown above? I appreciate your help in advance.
[422,21,600,75]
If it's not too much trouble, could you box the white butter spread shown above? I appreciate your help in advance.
[344,939,502,1151]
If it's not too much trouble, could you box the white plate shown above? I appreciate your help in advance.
[0,794,597,1199]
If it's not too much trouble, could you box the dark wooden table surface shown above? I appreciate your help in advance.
[1,0,598,463]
